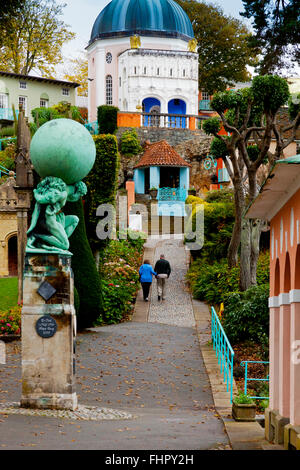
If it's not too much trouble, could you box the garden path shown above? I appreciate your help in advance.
[0,237,230,450]
[148,238,195,327]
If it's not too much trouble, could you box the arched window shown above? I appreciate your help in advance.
[106,75,113,105]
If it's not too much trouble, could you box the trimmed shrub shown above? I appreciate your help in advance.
[205,188,234,204]
[64,198,102,329]
[85,134,120,250]
[222,284,269,346]
[97,105,119,134]
[185,195,235,261]
[120,129,142,156]
[187,252,270,305]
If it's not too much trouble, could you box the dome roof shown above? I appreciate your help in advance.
[90,0,194,44]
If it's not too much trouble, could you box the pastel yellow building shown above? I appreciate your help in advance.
[0,175,18,277]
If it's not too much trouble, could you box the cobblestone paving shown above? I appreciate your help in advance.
[148,238,195,328]
[0,402,134,421]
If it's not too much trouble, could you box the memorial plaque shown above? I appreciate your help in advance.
[37,281,57,301]
[36,315,57,338]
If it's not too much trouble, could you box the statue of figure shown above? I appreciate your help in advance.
[188,39,198,52]
[26,176,87,255]
[130,35,141,49]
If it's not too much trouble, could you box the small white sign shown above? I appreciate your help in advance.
[129,214,142,231]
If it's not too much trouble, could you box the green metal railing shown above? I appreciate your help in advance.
[211,306,234,403]
[0,163,14,178]
[241,361,269,400]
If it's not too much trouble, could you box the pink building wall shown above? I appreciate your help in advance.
[269,189,300,425]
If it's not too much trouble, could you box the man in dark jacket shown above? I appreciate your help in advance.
[154,254,171,301]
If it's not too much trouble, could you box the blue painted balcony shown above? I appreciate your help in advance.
[0,108,19,121]
[199,99,212,111]
[157,187,187,217]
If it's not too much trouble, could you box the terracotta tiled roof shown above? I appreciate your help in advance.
[134,140,191,168]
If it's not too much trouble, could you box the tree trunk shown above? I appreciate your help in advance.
[240,218,251,291]
[239,168,263,291]
[228,178,245,267]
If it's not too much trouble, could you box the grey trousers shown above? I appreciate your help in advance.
[157,274,168,298]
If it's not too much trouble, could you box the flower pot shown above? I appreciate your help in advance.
[149,189,158,199]
[232,402,256,422]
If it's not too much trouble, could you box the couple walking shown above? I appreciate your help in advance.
[139,255,171,302]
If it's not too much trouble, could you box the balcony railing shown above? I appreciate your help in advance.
[141,113,202,130]
[199,99,212,111]
[158,187,188,201]
[0,108,19,121]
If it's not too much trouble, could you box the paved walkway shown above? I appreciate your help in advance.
[148,239,195,328]
[0,236,230,450]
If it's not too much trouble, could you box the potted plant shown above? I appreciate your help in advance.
[188,186,196,196]
[149,186,158,199]
[232,392,256,422]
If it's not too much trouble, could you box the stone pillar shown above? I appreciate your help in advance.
[278,301,291,418]
[21,254,77,410]
[17,209,28,303]
[269,303,280,410]
[290,301,300,425]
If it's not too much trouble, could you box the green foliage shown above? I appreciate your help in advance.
[202,117,221,135]
[0,127,15,137]
[251,75,290,113]
[97,105,119,135]
[97,234,145,324]
[187,259,240,304]
[64,198,102,330]
[31,102,84,134]
[241,0,300,74]
[211,89,245,113]
[0,305,21,336]
[205,188,234,204]
[233,391,255,405]
[0,0,75,76]
[185,195,235,261]
[0,277,18,310]
[222,284,269,345]
[120,129,142,156]
[0,149,15,171]
[289,93,300,120]
[176,0,259,93]
[85,134,120,250]
[210,136,230,160]
[187,252,270,305]
[74,286,80,314]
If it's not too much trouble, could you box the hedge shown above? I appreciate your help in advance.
[85,134,120,250]
[64,198,102,329]
[97,105,119,134]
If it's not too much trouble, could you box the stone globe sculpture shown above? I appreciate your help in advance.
[26,119,96,256]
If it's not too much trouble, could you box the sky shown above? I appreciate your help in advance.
[60,0,249,73]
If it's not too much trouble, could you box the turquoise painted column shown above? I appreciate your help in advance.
[134,169,145,194]
[150,166,160,189]
[180,167,189,190]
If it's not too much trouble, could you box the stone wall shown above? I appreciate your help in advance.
[117,126,206,148]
